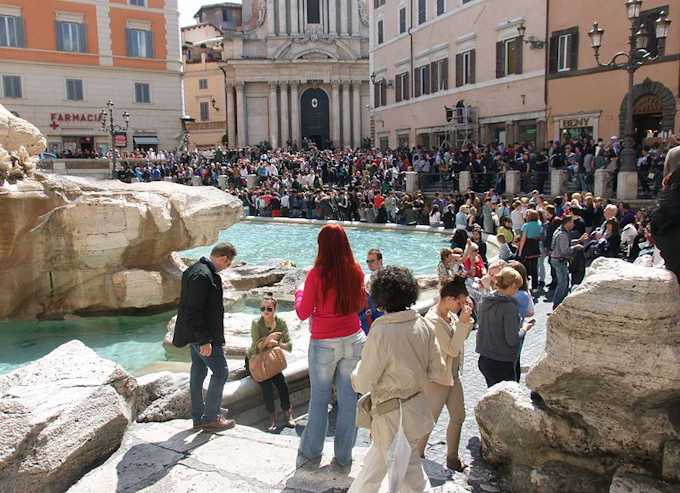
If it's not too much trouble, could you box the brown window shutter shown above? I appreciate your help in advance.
[404,72,410,99]
[469,50,476,84]
[414,68,421,97]
[549,35,558,73]
[374,83,380,106]
[496,41,505,78]
[423,65,430,94]
[515,36,523,74]
[381,81,387,106]
[455,54,463,87]
[430,61,438,92]
[395,75,402,102]
[569,29,579,71]
[440,58,448,89]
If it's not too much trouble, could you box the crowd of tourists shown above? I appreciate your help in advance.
[111,134,671,198]
[166,136,680,492]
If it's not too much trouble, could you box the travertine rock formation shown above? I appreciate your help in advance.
[0,104,46,184]
[0,173,242,318]
[0,340,137,493]
[475,258,680,493]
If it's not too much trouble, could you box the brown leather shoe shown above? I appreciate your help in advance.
[201,417,236,432]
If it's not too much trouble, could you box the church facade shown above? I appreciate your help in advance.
[184,1,371,150]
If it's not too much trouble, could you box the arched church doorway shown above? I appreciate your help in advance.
[633,94,663,145]
[300,88,330,149]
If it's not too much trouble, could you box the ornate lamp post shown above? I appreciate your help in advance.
[99,100,130,179]
[587,1,671,199]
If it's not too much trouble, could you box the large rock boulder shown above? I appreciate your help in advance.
[224,259,296,290]
[0,340,137,493]
[0,173,242,318]
[475,258,680,492]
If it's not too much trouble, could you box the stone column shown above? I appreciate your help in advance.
[329,0,337,35]
[351,0,360,35]
[459,170,471,193]
[269,82,279,149]
[280,81,290,147]
[226,84,236,148]
[267,0,276,34]
[290,0,299,34]
[278,0,287,35]
[405,171,418,193]
[506,170,521,195]
[551,169,567,197]
[342,82,351,147]
[352,81,361,148]
[617,171,638,200]
[594,169,614,199]
[235,82,245,146]
[340,0,348,36]
[290,81,300,147]
[331,81,340,148]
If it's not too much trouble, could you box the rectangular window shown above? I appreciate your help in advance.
[2,75,21,98]
[379,136,389,150]
[66,79,83,101]
[437,58,448,91]
[56,21,87,53]
[200,101,209,121]
[374,80,387,107]
[126,28,154,58]
[222,8,232,22]
[462,51,471,84]
[130,0,145,5]
[418,0,426,24]
[414,64,429,97]
[134,82,150,103]
[399,7,406,34]
[0,15,25,47]
[373,0,385,7]
[395,72,409,102]
[377,20,383,44]
[307,0,320,24]
[437,0,445,16]
[557,34,570,71]
[199,79,208,90]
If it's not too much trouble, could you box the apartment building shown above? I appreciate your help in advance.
[0,0,182,154]
[546,0,677,144]
[369,0,547,150]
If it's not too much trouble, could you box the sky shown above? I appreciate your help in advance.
[178,0,242,28]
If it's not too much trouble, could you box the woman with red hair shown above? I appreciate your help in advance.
[296,224,366,467]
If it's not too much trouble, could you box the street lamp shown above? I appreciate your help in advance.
[99,99,130,179]
[587,2,671,199]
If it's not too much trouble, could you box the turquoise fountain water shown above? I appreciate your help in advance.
[1,222,449,375]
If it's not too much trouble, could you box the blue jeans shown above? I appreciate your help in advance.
[190,343,229,424]
[550,257,570,309]
[299,330,365,466]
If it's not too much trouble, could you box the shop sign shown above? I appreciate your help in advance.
[113,132,128,147]
[49,112,103,130]
[560,117,591,129]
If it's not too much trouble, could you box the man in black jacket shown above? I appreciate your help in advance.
[174,242,237,431]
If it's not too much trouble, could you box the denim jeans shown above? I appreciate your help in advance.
[299,330,365,466]
[478,355,516,388]
[550,257,571,309]
[190,343,229,424]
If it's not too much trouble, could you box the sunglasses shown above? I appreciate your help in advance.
[366,259,377,264]
[260,306,274,312]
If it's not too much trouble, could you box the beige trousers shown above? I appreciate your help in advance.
[415,379,465,461]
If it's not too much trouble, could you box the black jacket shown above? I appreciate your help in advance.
[173,257,225,347]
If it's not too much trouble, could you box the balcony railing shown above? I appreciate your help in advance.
[186,121,227,131]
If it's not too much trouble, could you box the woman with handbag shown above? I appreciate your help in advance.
[350,266,446,492]
[245,293,295,432]
[295,224,366,467]
[518,209,542,294]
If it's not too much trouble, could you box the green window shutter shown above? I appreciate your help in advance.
[469,50,476,84]
[145,30,154,58]
[16,17,25,47]
[55,21,64,51]
[455,53,463,87]
[78,23,87,53]
[495,41,504,78]
[569,29,579,71]
[126,28,134,57]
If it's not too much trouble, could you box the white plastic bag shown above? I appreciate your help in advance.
[386,401,411,493]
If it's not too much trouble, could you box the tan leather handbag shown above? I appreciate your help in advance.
[248,336,287,382]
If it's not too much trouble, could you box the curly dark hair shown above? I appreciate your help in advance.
[370,265,420,313]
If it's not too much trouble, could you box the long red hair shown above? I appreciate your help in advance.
[314,224,365,315]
